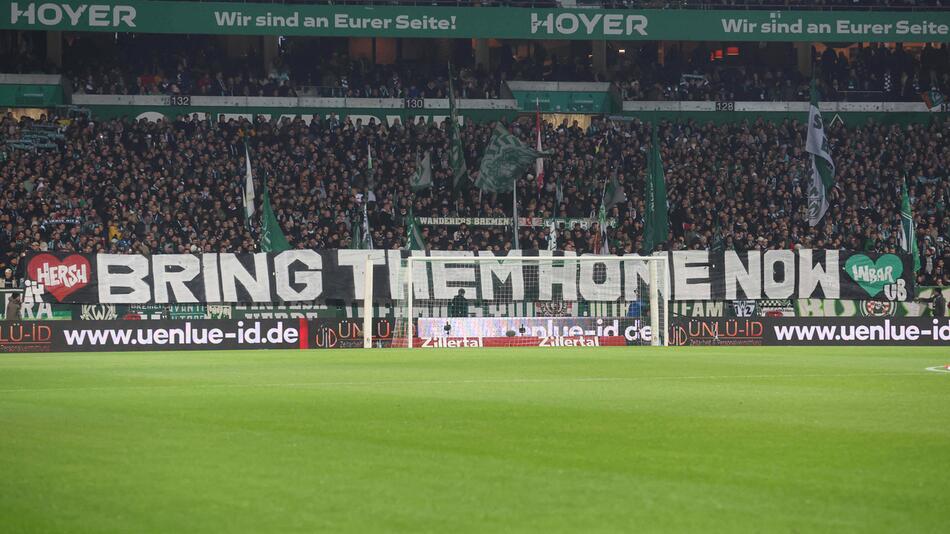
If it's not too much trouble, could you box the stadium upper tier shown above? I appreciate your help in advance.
[0,112,946,287]
[4,37,947,103]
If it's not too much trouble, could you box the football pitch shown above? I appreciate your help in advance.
[1,347,948,533]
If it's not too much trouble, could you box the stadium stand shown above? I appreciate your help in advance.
[2,34,947,102]
[2,1,950,530]
[0,111,946,287]
[0,1,946,293]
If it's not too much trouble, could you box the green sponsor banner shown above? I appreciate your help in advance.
[2,2,948,42]
[0,84,63,107]
[512,91,611,113]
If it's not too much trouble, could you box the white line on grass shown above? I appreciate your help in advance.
[0,371,932,394]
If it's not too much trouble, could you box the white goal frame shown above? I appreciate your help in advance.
[364,254,669,348]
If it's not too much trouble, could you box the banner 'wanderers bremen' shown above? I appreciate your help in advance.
[1,3,948,42]
[22,249,915,305]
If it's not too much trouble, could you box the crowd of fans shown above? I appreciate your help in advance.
[615,42,949,102]
[58,41,950,103]
[4,31,947,104]
[48,35,503,99]
[0,109,946,287]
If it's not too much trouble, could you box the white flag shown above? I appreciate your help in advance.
[409,152,433,191]
[243,144,255,221]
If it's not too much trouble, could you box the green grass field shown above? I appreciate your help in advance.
[1,346,949,533]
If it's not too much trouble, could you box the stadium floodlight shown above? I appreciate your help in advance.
[363,254,668,349]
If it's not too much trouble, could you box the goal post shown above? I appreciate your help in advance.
[365,254,669,349]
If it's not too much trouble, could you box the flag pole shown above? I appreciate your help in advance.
[535,97,543,201]
[512,179,520,250]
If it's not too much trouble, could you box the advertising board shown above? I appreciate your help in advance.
[411,335,628,348]
[416,317,653,344]
[670,317,950,346]
[2,316,946,352]
[2,3,946,42]
[0,319,307,353]
[0,318,405,352]
[310,318,396,349]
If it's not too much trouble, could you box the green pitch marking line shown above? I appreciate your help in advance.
[1,346,948,533]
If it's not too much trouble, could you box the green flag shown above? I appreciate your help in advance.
[900,180,921,273]
[259,185,290,252]
[405,206,426,251]
[409,151,433,191]
[643,124,668,253]
[476,123,545,193]
[448,63,468,189]
[603,174,626,210]
[806,79,835,226]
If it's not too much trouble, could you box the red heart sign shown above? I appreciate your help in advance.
[26,254,92,302]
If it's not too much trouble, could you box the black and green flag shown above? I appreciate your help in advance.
[448,63,468,190]
[349,202,374,250]
[476,123,545,193]
[806,79,835,226]
[643,125,668,253]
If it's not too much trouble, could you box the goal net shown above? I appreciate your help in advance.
[368,254,668,349]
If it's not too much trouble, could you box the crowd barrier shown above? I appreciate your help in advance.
[2,289,945,322]
[1,317,947,353]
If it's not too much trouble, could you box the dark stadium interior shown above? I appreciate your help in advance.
[2,33,948,102]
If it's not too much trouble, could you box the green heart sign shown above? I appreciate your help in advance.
[844,254,904,297]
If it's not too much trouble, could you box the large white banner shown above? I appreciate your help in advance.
[22,249,915,304]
